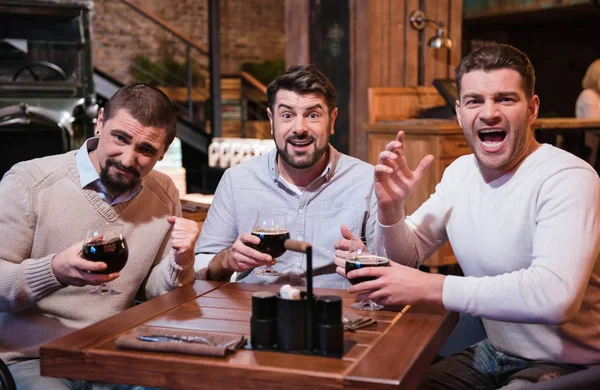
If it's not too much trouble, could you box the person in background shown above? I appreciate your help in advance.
[575,58,600,172]
[195,65,377,288]
[0,83,199,390]
[336,44,600,389]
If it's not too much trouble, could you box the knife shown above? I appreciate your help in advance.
[137,334,214,345]
[137,334,242,348]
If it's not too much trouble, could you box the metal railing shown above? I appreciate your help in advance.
[240,71,268,138]
[92,0,214,130]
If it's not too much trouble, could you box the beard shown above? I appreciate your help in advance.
[100,158,141,194]
[273,121,331,170]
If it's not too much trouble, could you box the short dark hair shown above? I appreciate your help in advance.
[266,65,337,114]
[103,83,177,149]
[455,44,536,100]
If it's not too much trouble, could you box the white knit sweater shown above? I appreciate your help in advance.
[0,152,195,364]
[382,144,600,364]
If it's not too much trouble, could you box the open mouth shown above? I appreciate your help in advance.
[478,129,506,145]
[288,139,313,148]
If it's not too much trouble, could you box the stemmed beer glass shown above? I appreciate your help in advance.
[346,236,390,311]
[251,212,289,277]
[82,222,129,295]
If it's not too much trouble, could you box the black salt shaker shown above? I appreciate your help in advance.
[315,295,344,356]
[251,291,278,349]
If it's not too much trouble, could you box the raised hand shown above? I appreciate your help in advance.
[333,224,358,278]
[167,216,200,266]
[375,131,434,225]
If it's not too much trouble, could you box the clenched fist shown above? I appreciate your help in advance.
[167,216,200,266]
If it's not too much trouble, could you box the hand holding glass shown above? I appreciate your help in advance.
[251,212,289,277]
[82,222,128,295]
[346,237,390,311]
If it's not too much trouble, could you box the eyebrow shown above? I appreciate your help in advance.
[461,92,519,100]
[111,129,160,154]
[495,91,519,99]
[276,103,324,111]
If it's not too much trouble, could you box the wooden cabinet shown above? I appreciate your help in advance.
[365,119,469,269]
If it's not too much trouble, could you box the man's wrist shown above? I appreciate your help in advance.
[377,203,405,226]
[425,273,446,308]
[206,248,234,281]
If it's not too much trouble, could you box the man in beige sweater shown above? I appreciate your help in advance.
[0,84,199,389]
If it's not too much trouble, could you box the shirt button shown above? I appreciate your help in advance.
[298,209,303,214]
[297,235,303,241]
[295,263,300,268]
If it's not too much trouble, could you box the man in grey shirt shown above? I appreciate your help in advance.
[195,65,376,288]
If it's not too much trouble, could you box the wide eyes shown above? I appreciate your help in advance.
[280,112,321,120]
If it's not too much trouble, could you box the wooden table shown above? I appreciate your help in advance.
[40,281,458,389]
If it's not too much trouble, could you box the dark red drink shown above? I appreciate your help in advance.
[82,237,129,274]
[251,229,290,258]
[345,255,389,285]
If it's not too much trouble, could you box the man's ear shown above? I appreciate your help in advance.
[455,100,463,128]
[329,107,338,135]
[528,95,540,126]
[95,107,105,136]
[267,107,274,136]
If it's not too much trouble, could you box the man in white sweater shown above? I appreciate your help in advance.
[336,44,600,388]
[0,84,199,389]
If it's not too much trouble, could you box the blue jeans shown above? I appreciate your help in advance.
[419,339,586,390]
[8,359,162,390]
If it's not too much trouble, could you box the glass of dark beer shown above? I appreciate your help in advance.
[251,212,289,277]
[82,222,129,295]
[346,236,389,311]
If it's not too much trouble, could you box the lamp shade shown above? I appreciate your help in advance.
[429,28,453,50]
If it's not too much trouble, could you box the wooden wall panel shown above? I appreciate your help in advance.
[367,0,457,88]
[389,2,406,86]
[448,0,463,81]
[436,0,450,79]
[405,0,420,86]
[285,0,310,66]
[423,0,439,86]
[349,0,371,161]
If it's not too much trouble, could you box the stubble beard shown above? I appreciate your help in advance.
[99,159,141,194]
[273,121,331,170]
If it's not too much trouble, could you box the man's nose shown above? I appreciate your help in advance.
[293,116,308,135]
[479,101,501,123]
[120,148,138,167]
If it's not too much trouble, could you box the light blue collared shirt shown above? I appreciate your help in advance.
[74,138,142,206]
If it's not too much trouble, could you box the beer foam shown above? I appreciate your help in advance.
[347,255,389,265]
[251,228,289,235]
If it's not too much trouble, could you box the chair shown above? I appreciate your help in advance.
[0,359,16,390]
[438,313,487,357]
[524,365,600,389]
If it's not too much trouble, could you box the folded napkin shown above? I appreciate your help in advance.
[115,326,246,358]
[343,312,377,331]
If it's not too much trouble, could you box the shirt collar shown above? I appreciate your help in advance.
[75,137,101,188]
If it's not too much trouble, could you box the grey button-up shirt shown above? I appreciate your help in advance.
[196,145,377,289]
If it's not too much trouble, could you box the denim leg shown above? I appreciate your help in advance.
[498,363,586,389]
[8,359,84,390]
[89,383,164,390]
[418,339,500,390]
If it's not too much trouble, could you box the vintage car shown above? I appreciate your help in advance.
[0,0,97,177]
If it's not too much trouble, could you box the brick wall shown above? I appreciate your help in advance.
[91,0,285,85]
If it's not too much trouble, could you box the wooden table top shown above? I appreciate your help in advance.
[40,281,458,390]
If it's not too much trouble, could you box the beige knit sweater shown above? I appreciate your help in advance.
[0,152,195,365]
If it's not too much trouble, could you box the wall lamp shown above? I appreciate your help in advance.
[409,10,453,50]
